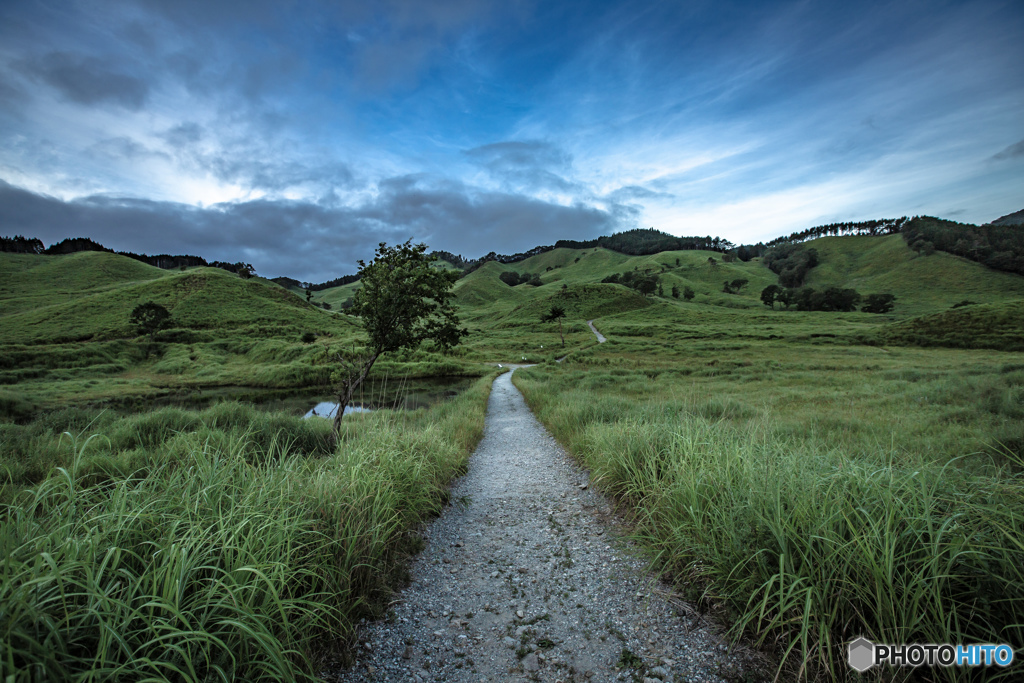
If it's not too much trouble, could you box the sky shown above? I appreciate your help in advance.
[1,0,1022,282]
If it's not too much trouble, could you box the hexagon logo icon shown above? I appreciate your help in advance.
[848,637,875,672]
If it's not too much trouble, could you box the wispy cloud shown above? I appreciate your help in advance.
[993,139,1024,160]
[0,0,1022,280]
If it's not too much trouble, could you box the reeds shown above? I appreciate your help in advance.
[1,373,493,681]
[515,368,1024,681]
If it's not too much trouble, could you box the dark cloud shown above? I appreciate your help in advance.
[15,51,149,109]
[0,177,618,283]
[465,140,580,193]
[992,139,1024,160]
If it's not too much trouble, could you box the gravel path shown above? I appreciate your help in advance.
[586,320,606,343]
[327,369,760,683]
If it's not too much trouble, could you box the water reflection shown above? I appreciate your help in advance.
[304,402,372,419]
[108,375,476,417]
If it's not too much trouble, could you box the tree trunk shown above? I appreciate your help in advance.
[330,351,380,449]
[558,319,564,347]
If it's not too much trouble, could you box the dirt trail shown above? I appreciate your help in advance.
[328,369,757,683]
[586,319,606,343]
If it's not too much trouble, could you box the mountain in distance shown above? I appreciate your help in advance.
[988,209,1024,227]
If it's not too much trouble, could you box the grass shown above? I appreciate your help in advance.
[4,232,1024,680]
[513,361,1024,681]
[0,372,496,682]
[877,300,1024,352]
[0,251,488,412]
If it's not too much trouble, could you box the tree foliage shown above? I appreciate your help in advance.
[0,235,45,254]
[861,293,896,314]
[499,271,542,287]
[129,302,171,341]
[722,278,748,294]
[329,241,467,444]
[600,270,659,296]
[767,286,873,312]
[760,285,783,309]
[901,216,1024,276]
[763,244,819,287]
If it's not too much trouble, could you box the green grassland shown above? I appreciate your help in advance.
[0,252,486,413]
[804,234,1024,314]
[1,372,497,681]
[3,231,1024,681]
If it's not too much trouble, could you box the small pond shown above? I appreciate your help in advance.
[106,376,477,418]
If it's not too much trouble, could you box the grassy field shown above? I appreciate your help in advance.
[0,252,487,415]
[1,371,497,682]
[2,232,1024,680]
[513,349,1023,681]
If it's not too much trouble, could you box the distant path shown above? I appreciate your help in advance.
[587,319,606,343]
[329,370,754,683]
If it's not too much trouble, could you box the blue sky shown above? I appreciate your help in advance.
[1,0,1022,281]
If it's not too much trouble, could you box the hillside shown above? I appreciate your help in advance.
[0,251,168,316]
[0,253,351,345]
[877,300,1024,352]
[989,209,1024,227]
[802,234,1024,314]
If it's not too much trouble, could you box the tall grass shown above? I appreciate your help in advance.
[515,367,1024,681]
[1,373,494,681]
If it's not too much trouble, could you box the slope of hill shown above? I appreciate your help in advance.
[803,234,1024,314]
[877,300,1024,351]
[989,209,1024,226]
[452,261,532,309]
[495,283,651,327]
[0,253,353,345]
[0,251,168,316]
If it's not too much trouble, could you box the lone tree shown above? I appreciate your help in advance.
[541,305,567,347]
[329,241,466,446]
[760,284,783,309]
[129,302,170,342]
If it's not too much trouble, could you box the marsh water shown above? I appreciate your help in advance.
[112,376,477,417]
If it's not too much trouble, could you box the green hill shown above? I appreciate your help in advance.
[0,256,351,345]
[0,251,169,316]
[803,235,1024,315]
[878,300,1024,352]
[495,283,651,327]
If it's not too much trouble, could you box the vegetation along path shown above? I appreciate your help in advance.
[329,369,758,683]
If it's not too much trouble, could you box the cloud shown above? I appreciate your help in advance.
[0,177,620,282]
[15,51,149,109]
[88,137,171,163]
[605,185,674,202]
[464,140,580,193]
[466,141,571,171]
[160,123,204,147]
[992,139,1024,160]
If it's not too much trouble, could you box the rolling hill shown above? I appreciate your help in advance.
[0,252,353,345]
[4,225,1024,412]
